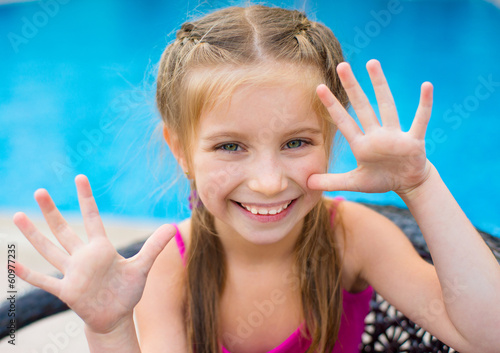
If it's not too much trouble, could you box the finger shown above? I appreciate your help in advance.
[13,212,68,272]
[307,172,359,192]
[366,59,400,129]
[131,224,176,274]
[34,189,85,254]
[409,82,433,139]
[75,175,106,241]
[316,84,363,144]
[337,62,380,132]
[14,260,61,297]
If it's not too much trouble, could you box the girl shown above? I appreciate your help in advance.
[13,5,500,353]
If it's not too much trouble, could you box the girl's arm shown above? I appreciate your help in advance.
[399,163,500,345]
[135,220,190,353]
[13,175,175,353]
[309,60,500,352]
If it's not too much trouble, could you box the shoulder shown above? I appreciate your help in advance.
[334,200,423,273]
[330,199,425,292]
[334,199,437,307]
[135,218,192,352]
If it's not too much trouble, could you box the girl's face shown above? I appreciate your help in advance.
[191,83,328,245]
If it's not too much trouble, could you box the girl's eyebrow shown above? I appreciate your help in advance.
[202,131,247,141]
[283,127,323,138]
[202,127,323,141]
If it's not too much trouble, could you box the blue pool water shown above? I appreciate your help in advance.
[0,0,499,236]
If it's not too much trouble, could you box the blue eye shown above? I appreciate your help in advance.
[285,140,303,149]
[220,143,239,152]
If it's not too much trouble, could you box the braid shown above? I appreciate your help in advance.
[293,18,312,51]
[294,10,311,34]
[176,22,202,45]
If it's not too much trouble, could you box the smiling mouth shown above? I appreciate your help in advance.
[236,200,294,215]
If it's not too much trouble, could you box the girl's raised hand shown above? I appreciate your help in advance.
[13,175,175,334]
[308,59,434,196]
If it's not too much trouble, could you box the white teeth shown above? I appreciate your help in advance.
[240,200,293,215]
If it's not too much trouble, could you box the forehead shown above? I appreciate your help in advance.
[198,83,321,136]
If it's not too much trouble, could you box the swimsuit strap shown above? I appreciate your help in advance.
[330,196,345,223]
[173,224,186,266]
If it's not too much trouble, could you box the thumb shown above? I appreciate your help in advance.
[308,172,358,192]
[133,224,176,273]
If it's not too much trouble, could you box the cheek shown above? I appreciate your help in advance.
[193,157,244,203]
[291,151,328,185]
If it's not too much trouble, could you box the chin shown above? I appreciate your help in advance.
[237,226,298,245]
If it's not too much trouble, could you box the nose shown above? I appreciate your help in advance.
[247,154,288,197]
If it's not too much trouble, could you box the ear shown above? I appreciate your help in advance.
[163,125,189,173]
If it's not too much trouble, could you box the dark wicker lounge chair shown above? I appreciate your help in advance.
[1,204,499,352]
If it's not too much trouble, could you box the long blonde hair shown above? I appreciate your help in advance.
[156,5,349,352]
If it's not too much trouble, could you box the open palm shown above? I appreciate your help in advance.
[13,175,174,333]
[308,60,433,196]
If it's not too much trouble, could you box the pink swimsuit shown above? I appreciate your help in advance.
[173,203,373,353]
